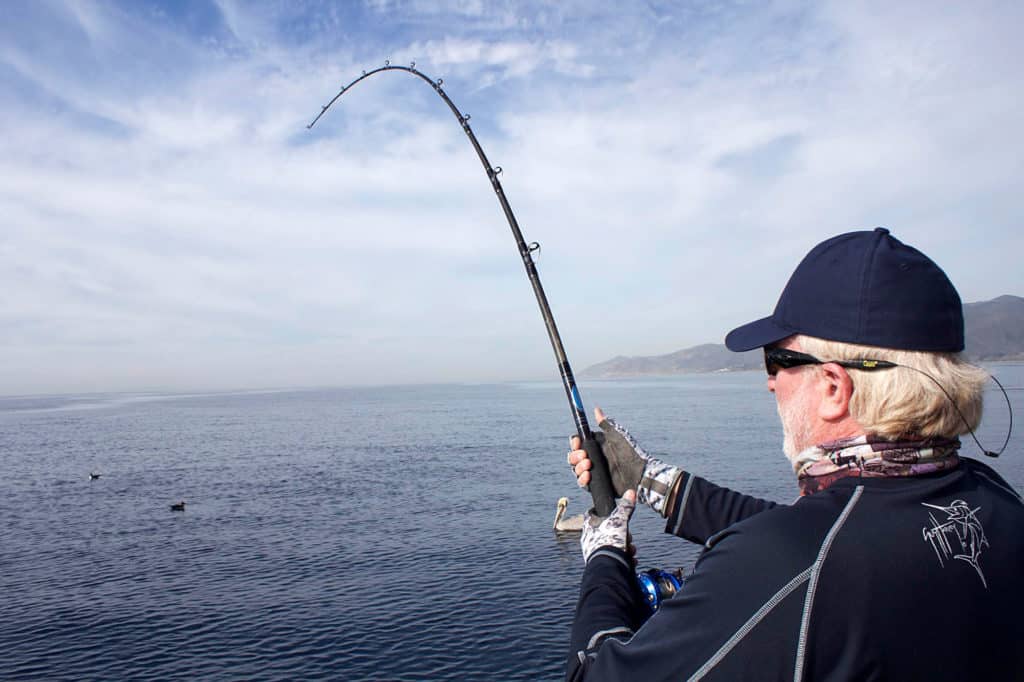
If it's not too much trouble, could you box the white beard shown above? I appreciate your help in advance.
[777,376,816,467]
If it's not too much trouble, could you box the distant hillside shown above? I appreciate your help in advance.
[581,294,1024,378]
[582,344,760,377]
[964,295,1024,361]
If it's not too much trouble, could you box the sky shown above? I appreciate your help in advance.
[2,0,1022,395]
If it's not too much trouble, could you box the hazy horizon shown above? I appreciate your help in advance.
[4,1,1023,395]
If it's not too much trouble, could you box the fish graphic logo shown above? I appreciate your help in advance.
[921,500,989,588]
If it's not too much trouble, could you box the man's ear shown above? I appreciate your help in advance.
[817,363,854,422]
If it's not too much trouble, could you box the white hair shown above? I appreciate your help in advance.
[795,335,988,440]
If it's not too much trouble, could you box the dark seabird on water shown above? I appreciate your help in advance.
[89,472,101,480]
[170,501,186,511]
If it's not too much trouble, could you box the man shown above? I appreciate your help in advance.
[565,228,1023,680]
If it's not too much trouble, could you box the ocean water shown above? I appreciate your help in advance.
[2,366,1022,681]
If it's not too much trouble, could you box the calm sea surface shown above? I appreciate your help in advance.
[3,367,1022,680]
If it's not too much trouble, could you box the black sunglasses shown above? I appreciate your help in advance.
[763,347,897,376]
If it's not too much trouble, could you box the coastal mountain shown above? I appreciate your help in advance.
[581,295,1024,378]
[963,295,1024,361]
[581,344,760,377]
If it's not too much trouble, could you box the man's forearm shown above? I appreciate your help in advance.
[662,471,779,543]
[567,549,646,681]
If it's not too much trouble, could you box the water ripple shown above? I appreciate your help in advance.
[2,377,1021,679]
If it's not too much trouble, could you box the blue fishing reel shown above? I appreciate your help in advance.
[636,568,685,613]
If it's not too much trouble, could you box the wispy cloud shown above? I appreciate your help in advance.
[1,0,1021,394]
[391,37,591,79]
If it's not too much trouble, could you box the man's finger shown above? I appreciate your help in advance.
[594,406,606,424]
[578,470,591,487]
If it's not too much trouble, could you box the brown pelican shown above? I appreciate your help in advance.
[553,497,585,532]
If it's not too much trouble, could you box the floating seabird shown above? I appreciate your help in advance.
[170,501,186,512]
[553,497,585,532]
[89,472,101,480]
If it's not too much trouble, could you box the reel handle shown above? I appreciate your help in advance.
[582,435,616,517]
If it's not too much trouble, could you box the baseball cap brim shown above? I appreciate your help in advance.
[724,315,795,352]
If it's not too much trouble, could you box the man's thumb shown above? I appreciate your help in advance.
[617,489,637,517]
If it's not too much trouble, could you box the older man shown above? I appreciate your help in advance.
[565,228,1023,681]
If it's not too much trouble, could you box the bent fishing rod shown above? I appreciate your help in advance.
[308,62,617,516]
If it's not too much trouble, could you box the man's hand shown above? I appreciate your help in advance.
[581,490,637,563]
[568,407,683,517]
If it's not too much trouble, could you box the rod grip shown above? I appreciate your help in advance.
[582,436,616,517]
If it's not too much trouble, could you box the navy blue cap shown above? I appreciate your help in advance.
[725,228,964,352]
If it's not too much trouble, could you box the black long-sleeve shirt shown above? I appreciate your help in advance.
[568,458,1024,681]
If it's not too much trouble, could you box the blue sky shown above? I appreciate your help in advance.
[2,1,1022,394]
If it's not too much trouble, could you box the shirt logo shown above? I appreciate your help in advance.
[921,500,988,588]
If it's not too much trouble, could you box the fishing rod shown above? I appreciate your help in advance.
[308,62,617,517]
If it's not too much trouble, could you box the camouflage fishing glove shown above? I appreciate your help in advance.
[596,417,683,517]
[581,491,636,564]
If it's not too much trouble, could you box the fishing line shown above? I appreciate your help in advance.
[308,62,617,516]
